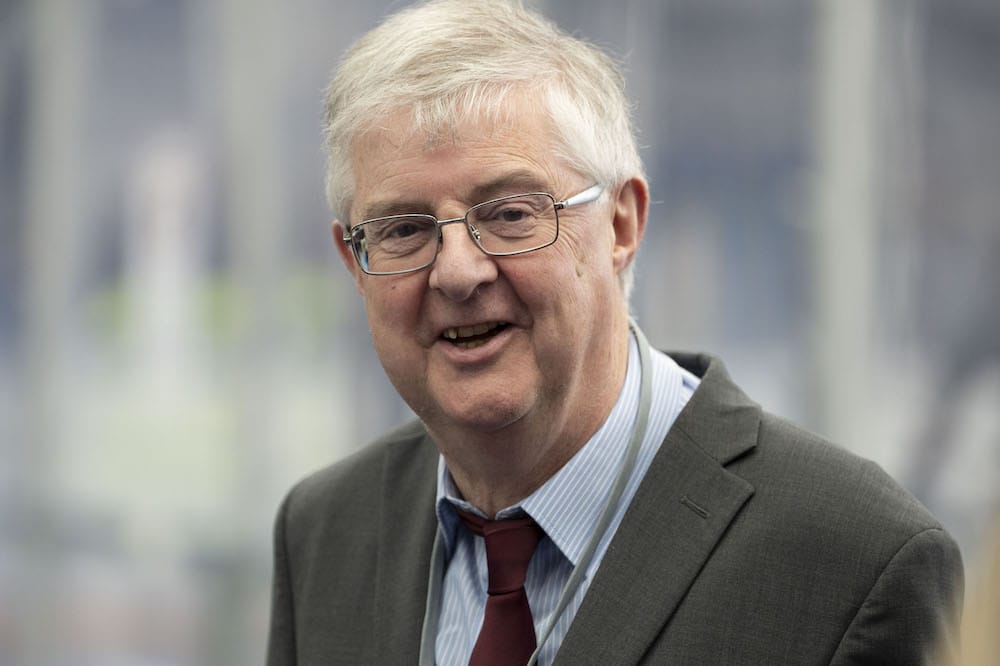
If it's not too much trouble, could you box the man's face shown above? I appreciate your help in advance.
[338,100,643,452]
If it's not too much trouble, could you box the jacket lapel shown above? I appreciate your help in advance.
[371,432,440,663]
[554,353,760,665]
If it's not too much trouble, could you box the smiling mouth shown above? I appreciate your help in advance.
[442,322,510,349]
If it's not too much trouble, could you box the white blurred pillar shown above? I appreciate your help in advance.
[210,1,289,664]
[811,0,880,450]
[21,0,91,662]
[124,131,207,404]
[216,0,288,522]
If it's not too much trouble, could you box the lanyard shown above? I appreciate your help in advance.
[418,319,654,666]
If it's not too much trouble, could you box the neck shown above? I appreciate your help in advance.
[439,426,580,517]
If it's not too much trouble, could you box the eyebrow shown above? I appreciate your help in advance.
[467,170,552,204]
[357,170,553,222]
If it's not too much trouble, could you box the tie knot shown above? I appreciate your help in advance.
[456,508,542,594]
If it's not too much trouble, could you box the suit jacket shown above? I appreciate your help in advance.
[267,353,963,665]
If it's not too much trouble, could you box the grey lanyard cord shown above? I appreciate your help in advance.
[418,319,654,666]
[419,528,445,666]
[526,319,652,666]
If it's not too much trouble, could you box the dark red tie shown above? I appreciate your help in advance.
[456,508,543,666]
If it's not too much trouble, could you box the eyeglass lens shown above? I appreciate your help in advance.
[353,193,557,274]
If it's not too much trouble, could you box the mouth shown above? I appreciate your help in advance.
[441,321,510,349]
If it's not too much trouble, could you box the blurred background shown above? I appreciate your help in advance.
[1,0,998,663]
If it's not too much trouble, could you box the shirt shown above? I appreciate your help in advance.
[434,338,700,665]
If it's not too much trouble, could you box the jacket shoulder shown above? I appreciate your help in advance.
[284,420,432,517]
[269,419,438,664]
[751,412,943,535]
[279,419,437,561]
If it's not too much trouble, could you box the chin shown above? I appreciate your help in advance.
[430,392,534,435]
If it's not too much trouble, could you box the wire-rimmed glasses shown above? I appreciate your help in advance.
[343,184,604,275]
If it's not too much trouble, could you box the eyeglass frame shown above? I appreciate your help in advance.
[342,183,606,276]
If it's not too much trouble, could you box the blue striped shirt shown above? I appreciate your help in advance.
[434,339,700,665]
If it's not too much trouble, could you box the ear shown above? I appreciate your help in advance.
[610,177,649,274]
[332,220,365,295]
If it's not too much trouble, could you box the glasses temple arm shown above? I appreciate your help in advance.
[558,183,605,209]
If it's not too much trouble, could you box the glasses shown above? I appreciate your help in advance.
[343,184,604,275]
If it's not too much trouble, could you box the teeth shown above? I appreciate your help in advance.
[453,338,490,350]
[443,322,504,342]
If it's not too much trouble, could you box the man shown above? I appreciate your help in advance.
[267,1,963,664]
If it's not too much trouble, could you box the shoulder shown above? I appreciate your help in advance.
[652,353,962,658]
[749,412,943,539]
[743,419,964,661]
[666,351,958,592]
[268,419,440,662]
[668,351,943,537]
[279,419,437,544]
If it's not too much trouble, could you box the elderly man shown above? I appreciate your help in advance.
[267,1,962,664]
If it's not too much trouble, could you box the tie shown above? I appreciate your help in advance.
[456,508,543,666]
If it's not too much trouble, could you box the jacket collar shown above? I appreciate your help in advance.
[553,352,760,665]
[370,428,440,664]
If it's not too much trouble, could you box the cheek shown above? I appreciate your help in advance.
[510,239,598,313]
[364,288,426,382]
[560,221,614,273]
[365,278,410,311]
[558,235,613,296]
[545,232,621,331]
[362,281,422,344]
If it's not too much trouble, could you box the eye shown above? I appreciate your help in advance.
[477,201,537,224]
[385,220,424,239]
[497,207,529,222]
[368,217,434,244]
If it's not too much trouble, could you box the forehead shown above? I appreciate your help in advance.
[348,101,569,220]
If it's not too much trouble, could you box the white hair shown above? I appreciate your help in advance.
[323,0,645,296]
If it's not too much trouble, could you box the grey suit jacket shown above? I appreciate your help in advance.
[267,353,963,665]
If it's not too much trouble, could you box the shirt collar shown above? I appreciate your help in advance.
[435,335,641,565]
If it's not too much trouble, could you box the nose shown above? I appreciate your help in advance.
[427,222,498,301]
